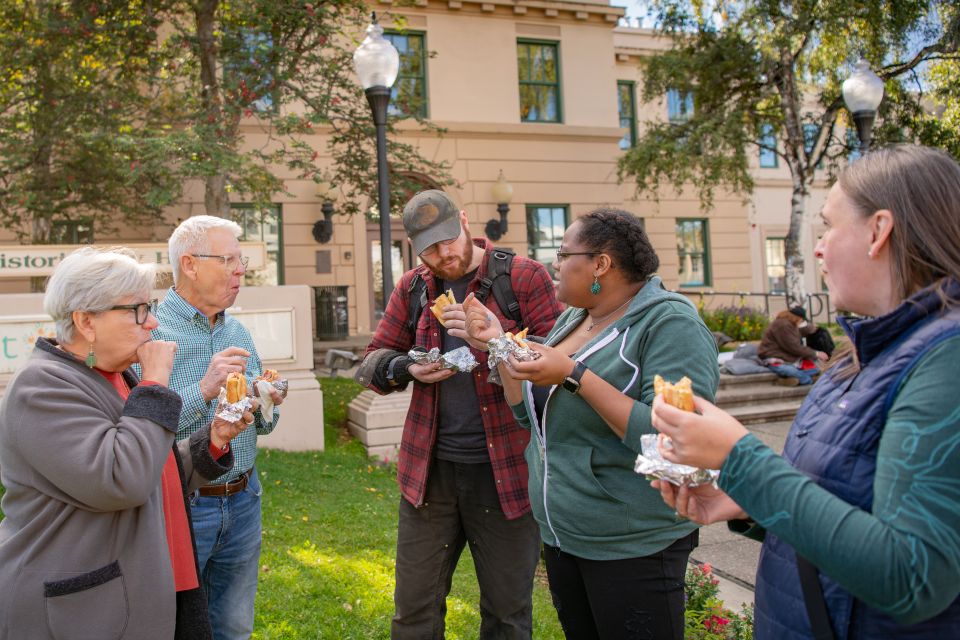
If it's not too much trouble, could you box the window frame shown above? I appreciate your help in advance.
[764,236,787,294]
[230,203,284,285]
[526,204,569,276]
[50,218,94,244]
[517,39,563,124]
[617,80,637,150]
[383,29,429,119]
[667,88,694,123]
[675,218,711,287]
[759,123,779,168]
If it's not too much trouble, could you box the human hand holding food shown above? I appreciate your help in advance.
[449,293,504,351]
[210,398,260,449]
[408,361,457,384]
[651,394,749,470]
[199,347,250,402]
[137,340,178,387]
[651,479,747,525]
[503,342,575,386]
[430,289,456,327]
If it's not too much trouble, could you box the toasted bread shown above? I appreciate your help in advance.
[654,374,695,412]
[429,289,456,326]
[226,372,247,403]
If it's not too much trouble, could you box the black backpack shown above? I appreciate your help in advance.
[805,327,836,357]
[405,248,522,334]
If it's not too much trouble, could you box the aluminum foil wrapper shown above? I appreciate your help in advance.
[634,434,719,487]
[407,346,478,373]
[254,381,277,425]
[254,377,288,399]
[216,387,253,423]
[485,335,541,385]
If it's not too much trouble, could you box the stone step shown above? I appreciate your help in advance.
[718,372,780,388]
[715,382,811,408]
[727,399,806,425]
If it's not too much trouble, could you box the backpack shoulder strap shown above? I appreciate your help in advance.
[406,272,429,335]
[476,248,522,326]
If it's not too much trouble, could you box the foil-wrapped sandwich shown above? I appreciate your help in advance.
[633,375,719,487]
[408,346,479,373]
[253,368,288,425]
[217,371,253,423]
[486,329,540,385]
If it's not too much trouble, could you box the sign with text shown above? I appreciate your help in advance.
[0,306,295,375]
[0,242,267,278]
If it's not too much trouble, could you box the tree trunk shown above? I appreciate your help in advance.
[195,0,230,217]
[784,175,808,307]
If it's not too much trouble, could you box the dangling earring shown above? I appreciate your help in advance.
[590,275,601,295]
[85,342,97,368]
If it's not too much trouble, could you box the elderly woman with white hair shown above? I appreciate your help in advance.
[0,247,256,640]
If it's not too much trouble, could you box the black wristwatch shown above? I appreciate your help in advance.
[561,361,589,395]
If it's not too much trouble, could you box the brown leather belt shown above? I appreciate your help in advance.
[197,468,254,497]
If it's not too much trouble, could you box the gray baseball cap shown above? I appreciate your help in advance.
[402,190,462,256]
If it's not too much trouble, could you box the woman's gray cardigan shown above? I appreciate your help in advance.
[0,339,232,640]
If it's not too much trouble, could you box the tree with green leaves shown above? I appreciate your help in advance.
[0,1,451,248]
[154,0,451,219]
[0,1,178,244]
[620,0,960,305]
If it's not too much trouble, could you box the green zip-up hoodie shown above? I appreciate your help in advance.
[511,277,719,560]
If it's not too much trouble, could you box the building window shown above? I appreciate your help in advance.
[667,88,693,123]
[527,205,568,276]
[759,124,778,168]
[676,218,710,287]
[230,204,283,286]
[224,30,275,112]
[765,237,787,293]
[384,31,428,118]
[517,40,561,123]
[803,123,826,168]
[50,219,93,244]
[618,81,637,150]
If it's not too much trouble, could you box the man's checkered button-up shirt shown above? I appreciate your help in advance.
[150,287,280,484]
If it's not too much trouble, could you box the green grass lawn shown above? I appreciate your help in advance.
[254,377,564,638]
[0,378,563,638]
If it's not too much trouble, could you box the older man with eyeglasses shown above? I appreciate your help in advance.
[147,215,284,640]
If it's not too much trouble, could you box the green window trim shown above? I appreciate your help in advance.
[517,39,562,123]
[676,218,711,287]
[50,219,94,244]
[618,80,637,150]
[384,30,429,119]
[526,204,568,277]
[230,204,284,286]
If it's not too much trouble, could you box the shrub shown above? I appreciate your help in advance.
[698,304,769,342]
[685,563,753,640]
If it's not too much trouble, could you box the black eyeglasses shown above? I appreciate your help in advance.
[192,254,250,271]
[555,250,597,263]
[109,299,158,325]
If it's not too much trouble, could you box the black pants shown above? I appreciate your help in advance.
[392,459,541,639]
[543,531,698,640]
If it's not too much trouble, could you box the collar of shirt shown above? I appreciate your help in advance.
[164,287,225,330]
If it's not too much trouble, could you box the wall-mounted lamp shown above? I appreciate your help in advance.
[313,170,338,244]
[485,170,513,241]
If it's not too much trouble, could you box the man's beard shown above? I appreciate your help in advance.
[425,229,474,281]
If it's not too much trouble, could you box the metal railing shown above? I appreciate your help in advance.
[675,290,836,324]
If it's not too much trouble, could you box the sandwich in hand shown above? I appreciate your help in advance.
[654,375,695,412]
[504,328,529,349]
[430,289,456,326]
[225,372,248,404]
[256,369,281,383]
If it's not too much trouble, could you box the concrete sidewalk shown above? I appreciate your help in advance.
[686,419,793,609]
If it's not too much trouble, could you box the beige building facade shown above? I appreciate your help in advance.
[0,0,836,334]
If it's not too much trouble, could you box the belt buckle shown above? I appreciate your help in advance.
[224,475,244,496]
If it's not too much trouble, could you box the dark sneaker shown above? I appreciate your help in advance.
[773,376,800,387]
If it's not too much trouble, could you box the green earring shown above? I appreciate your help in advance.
[85,342,96,368]
[590,276,601,295]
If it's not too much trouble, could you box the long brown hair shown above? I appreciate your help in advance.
[832,145,960,377]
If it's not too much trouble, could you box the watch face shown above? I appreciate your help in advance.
[562,377,580,394]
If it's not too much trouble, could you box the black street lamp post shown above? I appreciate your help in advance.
[354,13,400,302]
[842,59,885,155]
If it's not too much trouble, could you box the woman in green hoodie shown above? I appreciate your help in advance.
[460,209,719,639]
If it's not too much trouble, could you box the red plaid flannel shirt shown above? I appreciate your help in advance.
[363,239,563,519]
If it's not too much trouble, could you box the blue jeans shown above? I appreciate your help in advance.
[190,468,262,640]
[769,363,818,385]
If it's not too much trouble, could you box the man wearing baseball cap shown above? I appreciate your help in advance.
[356,189,563,638]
